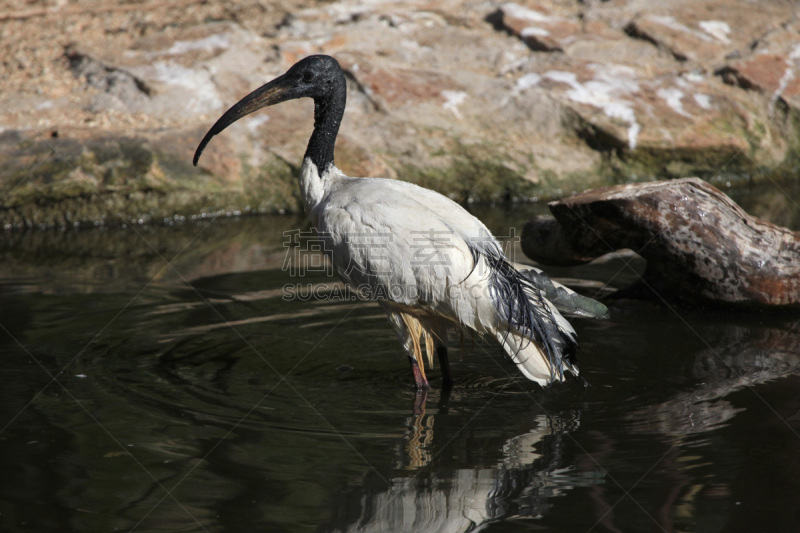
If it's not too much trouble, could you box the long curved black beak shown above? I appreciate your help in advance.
[193,73,295,166]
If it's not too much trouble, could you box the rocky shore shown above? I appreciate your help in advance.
[1,0,798,229]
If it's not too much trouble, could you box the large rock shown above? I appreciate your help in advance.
[1,0,799,228]
[621,1,787,65]
[497,1,798,175]
[717,25,800,114]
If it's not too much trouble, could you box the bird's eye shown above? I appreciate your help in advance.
[302,70,315,82]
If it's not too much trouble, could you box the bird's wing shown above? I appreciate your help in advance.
[318,177,488,307]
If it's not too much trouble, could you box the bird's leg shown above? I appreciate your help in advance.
[409,356,430,390]
[384,306,431,390]
[437,345,454,387]
[411,384,428,416]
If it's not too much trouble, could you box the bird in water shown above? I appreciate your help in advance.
[194,55,608,390]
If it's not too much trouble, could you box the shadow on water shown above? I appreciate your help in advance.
[0,204,799,532]
[319,408,593,532]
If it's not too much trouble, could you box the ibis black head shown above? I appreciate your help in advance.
[193,55,347,168]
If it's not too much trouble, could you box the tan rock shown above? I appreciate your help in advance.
[499,2,581,52]
[1,0,799,228]
[717,25,800,112]
[623,0,793,66]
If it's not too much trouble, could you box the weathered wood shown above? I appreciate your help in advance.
[522,178,800,309]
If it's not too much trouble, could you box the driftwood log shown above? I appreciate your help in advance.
[522,178,800,309]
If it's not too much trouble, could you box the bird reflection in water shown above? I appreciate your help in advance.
[320,387,599,532]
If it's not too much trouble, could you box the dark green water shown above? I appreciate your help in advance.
[1,200,799,532]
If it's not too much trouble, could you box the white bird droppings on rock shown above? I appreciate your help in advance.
[163,33,232,56]
[698,20,731,43]
[501,3,551,23]
[147,61,223,113]
[441,90,468,118]
[650,15,714,42]
[521,27,550,38]
[657,87,691,117]
[545,68,641,149]
[769,43,800,111]
[515,73,542,93]
[684,72,706,83]
[693,93,712,110]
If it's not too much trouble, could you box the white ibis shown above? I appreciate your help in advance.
[194,55,607,389]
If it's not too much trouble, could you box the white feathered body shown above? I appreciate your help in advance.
[300,159,579,386]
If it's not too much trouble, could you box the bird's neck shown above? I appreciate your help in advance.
[304,88,346,174]
[299,157,338,216]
